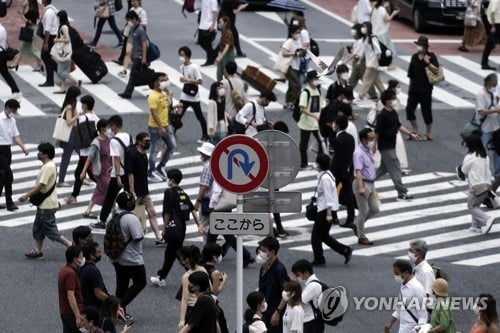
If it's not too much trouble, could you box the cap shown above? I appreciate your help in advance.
[432,278,448,297]
[414,36,429,47]
[197,142,215,157]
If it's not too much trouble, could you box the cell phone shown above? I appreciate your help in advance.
[125,319,135,327]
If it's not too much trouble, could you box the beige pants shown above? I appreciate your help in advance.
[358,67,385,99]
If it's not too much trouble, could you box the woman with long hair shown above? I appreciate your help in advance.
[88,0,123,48]
[215,16,235,81]
[57,86,81,187]
[282,281,304,333]
[470,294,498,333]
[370,0,399,68]
[458,0,486,52]
[244,291,268,333]
[201,242,227,295]
[357,21,385,100]
[54,10,80,93]
[100,295,132,333]
[9,0,43,71]
[207,81,228,144]
[462,134,498,234]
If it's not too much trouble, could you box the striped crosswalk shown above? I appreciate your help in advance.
[2,144,500,267]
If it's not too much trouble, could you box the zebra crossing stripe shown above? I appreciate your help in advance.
[444,55,495,77]
[453,253,500,266]
[16,65,67,106]
[0,81,44,117]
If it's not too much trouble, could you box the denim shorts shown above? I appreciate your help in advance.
[32,208,60,241]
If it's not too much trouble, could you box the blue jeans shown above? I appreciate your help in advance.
[148,125,176,175]
[481,132,500,177]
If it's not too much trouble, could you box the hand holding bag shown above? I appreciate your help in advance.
[50,41,72,62]
[425,65,445,85]
[29,180,56,206]
[52,109,73,143]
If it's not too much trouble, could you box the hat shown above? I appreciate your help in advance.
[307,70,319,81]
[197,142,215,157]
[414,36,429,47]
[432,278,448,297]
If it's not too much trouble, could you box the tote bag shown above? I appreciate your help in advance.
[50,41,72,62]
[52,109,73,143]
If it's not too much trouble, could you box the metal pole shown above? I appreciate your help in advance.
[236,194,243,333]
[268,132,276,221]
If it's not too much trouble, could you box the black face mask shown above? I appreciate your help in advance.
[94,255,101,263]
[142,142,150,150]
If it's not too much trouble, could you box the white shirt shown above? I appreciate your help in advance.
[77,112,100,156]
[282,38,303,71]
[132,6,148,25]
[222,76,246,119]
[249,314,267,333]
[413,260,435,296]
[392,277,428,333]
[352,38,364,57]
[462,153,492,188]
[300,29,310,46]
[41,4,59,36]
[364,36,381,68]
[316,170,339,212]
[283,304,304,333]
[488,0,500,24]
[357,0,372,23]
[371,6,390,35]
[475,88,499,133]
[235,101,267,137]
[109,132,132,177]
[0,23,6,50]
[0,111,20,145]
[180,63,202,102]
[301,274,323,323]
[199,0,218,30]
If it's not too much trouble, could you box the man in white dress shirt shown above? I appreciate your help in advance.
[39,0,59,87]
[408,240,435,297]
[235,90,275,137]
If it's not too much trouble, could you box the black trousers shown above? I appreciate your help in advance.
[99,175,127,223]
[113,263,146,311]
[157,228,185,280]
[92,15,123,45]
[60,313,79,333]
[180,100,208,138]
[40,35,56,85]
[482,23,500,66]
[299,129,323,168]
[0,145,14,205]
[230,20,242,55]
[337,177,355,225]
[197,29,217,64]
[71,156,96,198]
[311,210,350,262]
[0,52,20,93]
[304,319,324,333]
[118,36,128,62]
[406,89,433,124]
[123,58,142,96]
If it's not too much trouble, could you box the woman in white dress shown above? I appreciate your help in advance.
[370,0,399,67]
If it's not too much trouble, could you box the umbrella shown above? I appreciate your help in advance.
[267,0,306,12]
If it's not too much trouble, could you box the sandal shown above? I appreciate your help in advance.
[422,135,433,141]
[82,212,98,219]
[407,131,420,141]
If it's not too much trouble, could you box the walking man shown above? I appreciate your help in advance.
[481,0,500,70]
[353,128,379,245]
[39,0,59,87]
[0,99,29,211]
[198,0,218,66]
[20,142,72,258]
[79,240,109,309]
[408,240,435,297]
[58,245,84,333]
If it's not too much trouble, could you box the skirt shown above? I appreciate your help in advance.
[463,20,486,47]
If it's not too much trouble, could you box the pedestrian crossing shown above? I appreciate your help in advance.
[2,144,500,267]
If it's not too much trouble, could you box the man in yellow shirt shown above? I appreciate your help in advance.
[147,72,177,181]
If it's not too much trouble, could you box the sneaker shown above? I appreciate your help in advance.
[57,182,72,188]
[276,230,290,238]
[484,216,497,234]
[173,151,181,156]
[468,226,482,233]
[397,193,414,201]
[118,70,128,78]
[25,251,43,259]
[6,203,19,211]
[152,170,166,181]
[150,276,167,287]
[91,221,106,229]
[11,92,22,101]
[344,247,353,265]
[156,167,168,180]
[148,175,163,183]
[155,239,166,247]
[66,196,77,205]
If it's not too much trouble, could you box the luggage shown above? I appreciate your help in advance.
[241,65,276,94]
[72,45,108,83]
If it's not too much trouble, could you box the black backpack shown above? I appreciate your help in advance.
[112,134,134,174]
[242,317,263,333]
[310,38,320,57]
[309,280,346,327]
[103,211,132,260]
[293,88,320,122]
[372,36,393,67]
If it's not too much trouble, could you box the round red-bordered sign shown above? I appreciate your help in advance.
[211,135,269,194]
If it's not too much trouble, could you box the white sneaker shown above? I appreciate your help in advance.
[484,216,497,234]
[468,226,482,233]
[173,151,181,156]
[152,170,166,181]
[148,174,162,183]
[150,276,166,287]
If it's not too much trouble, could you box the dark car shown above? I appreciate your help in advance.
[391,0,487,32]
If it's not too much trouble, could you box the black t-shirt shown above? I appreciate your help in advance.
[127,146,149,197]
[407,51,439,92]
[258,259,289,325]
[79,263,107,309]
[163,186,194,224]
[375,108,401,151]
[326,81,353,101]
[219,0,237,21]
[187,294,218,333]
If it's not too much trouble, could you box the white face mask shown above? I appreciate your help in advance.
[312,79,320,86]
[261,301,268,313]
[105,129,114,139]
[159,80,169,90]
[396,87,401,95]
[255,251,269,264]
[490,87,496,93]
[79,328,89,333]
[367,141,375,149]
[282,291,291,302]
[77,257,86,267]
[390,100,398,108]
[350,29,357,37]
[179,56,185,63]
[416,45,424,53]
[218,88,226,96]
[361,27,367,34]
[408,251,418,264]
[473,304,480,314]
[394,275,403,284]
[340,73,349,81]
[293,34,300,41]
[216,255,223,264]
[342,98,351,104]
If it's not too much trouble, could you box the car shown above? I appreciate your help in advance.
[391,0,488,32]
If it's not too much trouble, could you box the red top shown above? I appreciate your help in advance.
[58,264,83,315]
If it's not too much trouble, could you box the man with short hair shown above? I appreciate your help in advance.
[408,240,435,297]
[235,90,276,137]
[39,0,59,87]
[0,99,29,211]
[291,259,324,333]
[20,142,72,258]
[197,0,218,66]
[179,271,218,333]
[79,241,109,309]
[384,259,427,333]
[72,226,92,247]
[58,245,84,333]
[222,60,246,124]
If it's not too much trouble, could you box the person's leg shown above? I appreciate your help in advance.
[113,263,130,303]
[373,71,385,95]
[0,147,14,206]
[467,191,490,229]
[319,214,350,256]
[481,30,496,67]
[121,58,141,96]
[405,90,420,134]
[144,196,162,240]
[190,102,208,139]
[0,53,20,93]
[231,22,243,55]
[299,130,312,168]
[285,67,301,105]
[311,217,325,263]
[98,177,120,224]
[107,15,123,44]
[366,182,380,219]
[353,179,369,239]
[70,156,87,198]
[40,36,56,85]
[157,125,177,170]
[311,130,325,155]
[58,140,76,184]
[120,265,146,308]
[341,178,356,225]
[357,68,376,99]
[148,127,162,176]
[380,149,407,196]
[61,313,79,333]
[91,18,106,46]
[157,236,183,280]
[420,90,433,138]
[197,29,213,64]
[117,36,128,62]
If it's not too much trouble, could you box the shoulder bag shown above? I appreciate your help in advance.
[75,116,98,149]
[0,46,19,61]
[52,109,73,143]
[425,55,445,84]
[306,172,335,221]
[181,67,199,96]
[472,158,492,196]
[464,5,477,27]
[227,78,245,111]
[461,92,494,141]
[95,1,110,18]
[36,6,56,38]
[29,178,56,206]
[50,26,72,62]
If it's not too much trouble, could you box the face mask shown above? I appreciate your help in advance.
[390,100,398,108]
[394,275,403,284]
[94,255,101,263]
[367,141,375,149]
[293,34,300,41]
[490,87,496,93]
[188,285,198,294]
[77,257,86,267]
[342,98,351,104]
[282,291,291,302]
[218,88,226,96]
[79,328,89,333]
[396,87,401,95]
[350,29,357,36]
[340,73,349,81]
[261,301,268,313]
[312,80,320,86]
[218,24,223,30]
[216,255,223,264]
[408,251,418,264]
[473,304,480,314]
[37,152,43,161]
[142,142,151,150]
[159,80,169,90]
[105,129,114,139]
[255,251,269,264]
[361,27,367,34]
[416,45,424,53]
[179,56,185,63]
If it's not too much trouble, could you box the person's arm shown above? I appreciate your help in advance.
[191,209,205,234]
[384,316,397,333]
[93,288,108,302]
[113,155,122,186]
[194,185,209,210]
[210,270,225,295]
[179,324,193,333]
[355,169,366,197]
[399,124,419,139]
[207,101,216,136]
[216,43,230,63]
[18,183,44,202]
[14,136,29,155]
[67,290,81,326]
[141,36,147,65]
[178,273,190,329]
[210,10,218,31]
[383,7,399,22]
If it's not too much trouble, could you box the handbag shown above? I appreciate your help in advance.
[214,190,237,212]
[464,6,477,27]
[50,41,72,62]
[134,65,155,87]
[473,183,491,196]
[425,65,445,85]
[181,67,198,96]
[305,197,318,221]
[273,47,292,74]
[146,39,160,63]
[461,93,493,141]
[19,26,34,42]
[95,3,110,18]
[29,180,56,206]
[52,109,73,143]
[75,116,98,149]
[169,105,183,130]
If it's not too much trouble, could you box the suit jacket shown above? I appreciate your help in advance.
[331,131,355,182]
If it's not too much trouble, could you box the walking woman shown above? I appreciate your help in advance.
[357,21,385,100]
[469,294,498,333]
[54,11,80,94]
[244,291,268,333]
[9,0,43,72]
[310,154,353,266]
[0,23,21,99]
[207,81,228,144]
[386,80,409,171]
[201,243,227,296]
[425,279,456,333]
[282,25,304,111]
[89,0,123,48]
[282,281,304,333]
[461,134,498,234]
[57,86,81,187]
[219,0,248,57]
[215,16,235,81]
[458,0,486,52]
[370,0,399,67]
[80,118,112,218]
[100,296,132,333]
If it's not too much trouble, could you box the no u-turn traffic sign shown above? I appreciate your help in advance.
[210,135,269,194]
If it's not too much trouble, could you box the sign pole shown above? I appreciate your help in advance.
[236,194,244,333]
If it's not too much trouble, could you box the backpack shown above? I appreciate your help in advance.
[310,38,320,57]
[293,88,320,122]
[372,36,393,67]
[103,211,132,260]
[242,317,262,333]
[309,280,346,327]
[182,0,195,16]
[205,294,229,333]
[112,134,134,173]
